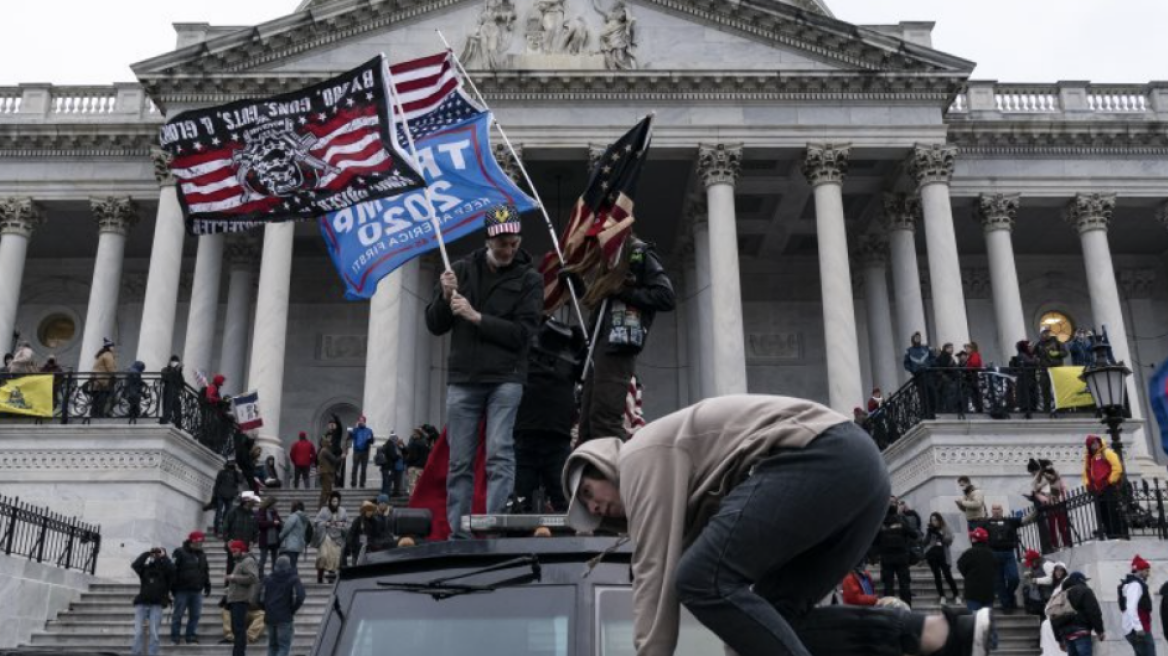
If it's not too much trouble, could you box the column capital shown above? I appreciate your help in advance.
[493,143,524,184]
[225,233,261,269]
[882,192,921,232]
[852,234,888,269]
[587,143,607,172]
[0,197,45,237]
[89,196,139,236]
[961,267,992,299]
[1065,192,1116,234]
[696,143,743,189]
[150,147,175,187]
[976,193,1021,233]
[907,143,957,187]
[802,142,852,187]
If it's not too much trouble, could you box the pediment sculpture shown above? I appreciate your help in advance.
[461,0,635,70]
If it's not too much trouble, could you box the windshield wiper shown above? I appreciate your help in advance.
[376,554,542,600]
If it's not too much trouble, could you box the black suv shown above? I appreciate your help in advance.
[312,537,721,656]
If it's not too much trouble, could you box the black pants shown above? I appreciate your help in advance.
[927,554,960,599]
[881,561,913,606]
[514,433,571,512]
[578,349,635,442]
[228,602,249,656]
[674,422,926,656]
[351,450,370,487]
[1094,485,1127,539]
[161,390,183,428]
[293,466,311,489]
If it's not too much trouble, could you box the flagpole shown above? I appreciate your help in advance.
[380,53,453,273]
[435,31,589,333]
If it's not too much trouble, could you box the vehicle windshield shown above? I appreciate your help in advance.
[334,586,574,656]
[596,587,722,656]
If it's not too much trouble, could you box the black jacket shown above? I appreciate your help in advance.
[223,505,259,544]
[161,363,184,396]
[957,544,997,604]
[171,543,210,594]
[982,516,1022,551]
[513,344,580,438]
[213,467,243,500]
[874,513,918,566]
[405,436,431,469]
[260,565,305,624]
[131,551,175,606]
[1052,580,1105,639]
[589,240,675,355]
[1159,581,1167,641]
[425,248,543,385]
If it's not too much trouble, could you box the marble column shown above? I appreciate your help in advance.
[883,193,927,355]
[217,235,258,394]
[803,143,862,412]
[246,222,294,456]
[908,144,969,347]
[78,197,139,371]
[181,233,225,381]
[681,245,703,404]
[396,259,421,434]
[363,267,408,449]
[977,193,1027,358]
[689,197,718,399]
[414,259,436,426]
[0,198,43,352]
[1066,193,1153,466]
[135,149,187,371]
[855,235,898,395]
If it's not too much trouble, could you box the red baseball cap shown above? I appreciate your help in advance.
[188,531,205,543]
[228,540,249,553]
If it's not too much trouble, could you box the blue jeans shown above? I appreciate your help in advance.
[214,496,233,534]
[267,621,294,656]
[673,422,929,656]
[1066,635,1094,656]
[445,382,523,539]
[1127,632,1157,656]
[170,591,203,641]
[993,549,1020,610]
[131,605,163,656]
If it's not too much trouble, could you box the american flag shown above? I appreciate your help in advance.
[160,56,426,235]
[390,50,484,143]
[540,115,653,312]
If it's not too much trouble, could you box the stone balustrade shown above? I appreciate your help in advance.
[948,80,1168,119]
[0,83,161,122]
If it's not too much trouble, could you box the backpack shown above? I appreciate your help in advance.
[1046,587,1075,621]
[374,445,387,467]
[303,517,314,546]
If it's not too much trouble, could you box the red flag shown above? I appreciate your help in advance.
[407,424,487,541]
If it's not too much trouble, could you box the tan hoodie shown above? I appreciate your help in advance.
[564,394,848,656]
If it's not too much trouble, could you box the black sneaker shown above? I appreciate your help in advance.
[939,607,992,656]
[170,639,181,647]
[186,637,199,645]
[218,638,232,645]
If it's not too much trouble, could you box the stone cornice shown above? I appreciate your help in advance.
[1064,192,1115,235]
[802,142,851,186]
[0,125,158,158]
[132,0,972,84]
[946,121,1168,156]
[976,193,1020,233]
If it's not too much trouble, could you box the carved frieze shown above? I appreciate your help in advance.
[802,143,852,187]
[976,193,1020,233]
[696,143,743,189]
[1064,192,1115,234]
[462,0,519,70]
[0,197,45,238]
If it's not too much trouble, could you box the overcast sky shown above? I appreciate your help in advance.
[1,1,1164,85]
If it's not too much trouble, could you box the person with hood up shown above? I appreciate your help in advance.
[90,338,117,417]
[1021,549,1052,617]
[875,501,918,606]
[277,500,310,572]
[9,340,37,373]
[1120,555,1155,656]
[223,492,260,573]
[1082,434,1125,539]
[1049,571,1105,656]
[254,497,282,576]
[130,546,175,656]
[224,540,260,656]
[562,395,993,656]
[213,461,244,536]
[160,355,184,428]
[289,432,316,490]
[405,426,432,496]
[1009,339,1040,412]
[425,207,542,540]
[1039,563,1070,656]
[170,531,211,645]
[125,360,146,419]
[313,491,348,583]
[260,555,305,656]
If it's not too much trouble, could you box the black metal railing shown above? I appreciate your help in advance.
[0,371,236,457]
[868,367,1113,450]
[1017,479,1167,555]
[0,494,101,575]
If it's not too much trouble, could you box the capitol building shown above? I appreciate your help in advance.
[1,0,1166,471]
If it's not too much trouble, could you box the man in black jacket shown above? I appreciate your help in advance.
[170,531,211,645]
[425,207,542,539]
[575,236,675,443]
[957,528,999,649]
[982,504,1022,613]
[213,461,244,537]
[160,354,184,428]
[223,492,260,573]
[261,555,305,656]
[1050,572,1105,655]
[130,547,174,656]
[875,501,919,605]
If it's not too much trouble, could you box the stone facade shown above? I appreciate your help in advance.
[0,554,95,648]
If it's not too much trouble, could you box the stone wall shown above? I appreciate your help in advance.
[0,554,94,648]
[0,425,223,581]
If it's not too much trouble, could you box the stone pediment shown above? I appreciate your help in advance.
[133,0,973,104]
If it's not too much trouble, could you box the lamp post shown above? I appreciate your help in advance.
[1078,342,1132,471]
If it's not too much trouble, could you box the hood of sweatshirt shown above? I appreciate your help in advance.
[563,438,625,533]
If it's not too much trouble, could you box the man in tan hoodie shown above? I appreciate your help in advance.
[563,394,992,656]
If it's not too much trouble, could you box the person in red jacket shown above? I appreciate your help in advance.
[1082,434,1125,539]
[289,432,317,490]
[205,374,225,404]
[842,564,880,606]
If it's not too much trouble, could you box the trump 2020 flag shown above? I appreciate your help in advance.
[231,390,263,432]
[1149,359,1168,457]
[321,110,537,300]
[159,56,426,235]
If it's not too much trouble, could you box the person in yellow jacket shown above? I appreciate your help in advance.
[563,395,993,656]
[1082,434,1125,539]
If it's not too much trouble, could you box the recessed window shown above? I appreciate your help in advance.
[1039,311,1075,343]
[37,313,76,350]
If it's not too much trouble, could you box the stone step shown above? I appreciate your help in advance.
[69,599,332,612]
[41,621,322,636]
[26,634,318,648]
[14,646,316,656]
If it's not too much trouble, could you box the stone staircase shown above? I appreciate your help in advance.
[19,484,397,656]
[871,565,1042,656]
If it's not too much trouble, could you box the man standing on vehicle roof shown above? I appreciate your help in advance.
[563,394,993,656]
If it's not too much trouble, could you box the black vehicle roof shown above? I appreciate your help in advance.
[343,536,632,579]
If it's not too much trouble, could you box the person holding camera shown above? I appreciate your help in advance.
[130,547,175,656]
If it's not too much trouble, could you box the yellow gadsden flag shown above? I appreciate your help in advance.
[0,374,54,418]
[1049,366,1095,410]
